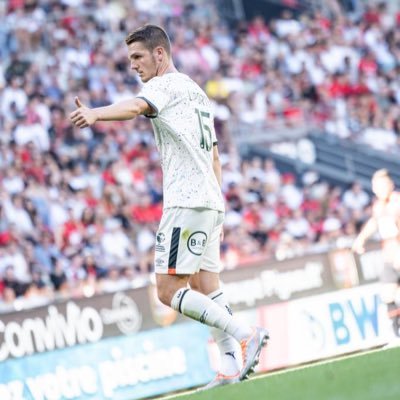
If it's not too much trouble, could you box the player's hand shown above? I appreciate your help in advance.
[352,239,365,255]
[69,97,97,128]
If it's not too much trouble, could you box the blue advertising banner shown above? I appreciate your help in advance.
[0,322,214,400]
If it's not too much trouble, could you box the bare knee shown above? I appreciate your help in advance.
[156,274,189,306]
[197,270,220,295]
[157,284,175,306]
[188,271,220,295]
[189,273,201,292]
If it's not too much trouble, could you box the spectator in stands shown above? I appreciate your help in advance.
[342,181,370,211]
[280,173,303,210]
[49,257,68,293]
[263,159,281,193]
[101,218,136,268]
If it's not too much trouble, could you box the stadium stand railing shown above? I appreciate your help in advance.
[244,131,400,190]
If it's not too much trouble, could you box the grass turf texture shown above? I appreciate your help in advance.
[162,346,400,400]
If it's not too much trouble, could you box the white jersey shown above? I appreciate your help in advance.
[137,72,225,212]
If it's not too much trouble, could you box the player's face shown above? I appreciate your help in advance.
[127,41,158,83]
[372,176,394,200]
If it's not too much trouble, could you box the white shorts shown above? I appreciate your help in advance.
[154,207,224,275]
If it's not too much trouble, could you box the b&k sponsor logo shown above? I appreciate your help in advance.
[187,231,207,256]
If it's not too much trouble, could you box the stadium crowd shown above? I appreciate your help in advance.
[0,0,398,309]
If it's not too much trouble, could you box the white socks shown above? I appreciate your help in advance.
[207,289,242,375]
[171,288,252,342]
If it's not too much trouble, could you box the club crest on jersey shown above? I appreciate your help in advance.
[187,231,207,255]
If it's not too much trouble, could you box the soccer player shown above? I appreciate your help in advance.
[70,24,269,387]
[353,169,400,341]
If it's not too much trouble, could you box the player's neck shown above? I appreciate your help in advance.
[156,61,178,77]
[378,192,392,203]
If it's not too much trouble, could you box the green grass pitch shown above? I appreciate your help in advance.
[163,346,400,400]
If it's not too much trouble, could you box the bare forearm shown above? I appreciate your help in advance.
[70,97,151,128]
[94,100,143,121]
[356,218,377,243]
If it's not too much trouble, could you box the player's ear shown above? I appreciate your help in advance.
[156,47,163,62]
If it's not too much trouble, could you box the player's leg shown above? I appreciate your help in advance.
[190,217,242,378]
[379,264,400,340]
[155,208,268,380]
[190,272,242,381]
[156,271,251,340]
[380,282,400,339]
[157,272,269,381]
[197,212,268,381]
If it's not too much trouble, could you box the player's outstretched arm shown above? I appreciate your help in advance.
[352,217,377,254]
[69,96,152,128]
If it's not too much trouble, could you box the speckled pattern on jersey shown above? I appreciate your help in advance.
[137,73,225,212]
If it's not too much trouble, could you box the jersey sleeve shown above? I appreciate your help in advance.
[136,77,171,118]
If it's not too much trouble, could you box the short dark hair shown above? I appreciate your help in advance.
[125,25,171,55]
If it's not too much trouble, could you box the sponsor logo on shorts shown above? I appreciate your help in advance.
[187,231,207,256]
[155,258,165,266]
[155,232,166,252]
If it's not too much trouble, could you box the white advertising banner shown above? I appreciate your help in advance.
[285,283,388,365]
[233,284,391,372]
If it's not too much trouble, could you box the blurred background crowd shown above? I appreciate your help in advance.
[0,0,399,310]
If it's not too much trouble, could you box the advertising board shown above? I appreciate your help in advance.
[248,283,390,371]
[0,322,214,400]
[0,248,382,362]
